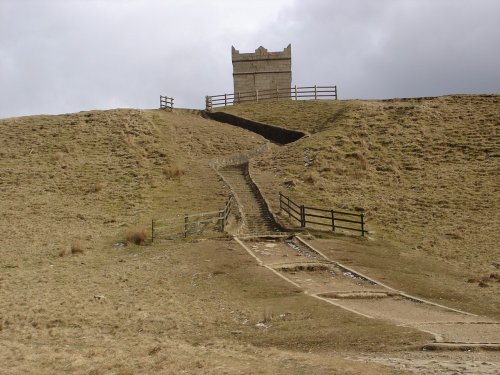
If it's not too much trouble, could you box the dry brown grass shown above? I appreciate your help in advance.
[227,95,500,317]
[70,241,84,254]
[0,102,498,373]
[303,170,320,184]
[52,151,65,161]
[163,166,185,179]
[93,181,106,192]
[125,227,148,245]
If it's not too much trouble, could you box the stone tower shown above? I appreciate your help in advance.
[231,44,292,95]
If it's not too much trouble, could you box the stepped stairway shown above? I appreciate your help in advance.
[219,163,281,235]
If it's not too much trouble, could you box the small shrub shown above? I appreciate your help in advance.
[163,166,185,179]
[94,182,106,192]
[126,227,148,245]
[59,248,69,257]
[70,241,84,254]
[52,152,65,161]
[303,170,319,184]
[261,309,274,323]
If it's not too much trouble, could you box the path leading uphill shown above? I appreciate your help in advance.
[235,236,500,351]
[218,162,281,235]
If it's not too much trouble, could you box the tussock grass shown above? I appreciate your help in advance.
[52,151,65,161]
[126,227,148,245]
[93,182,106,192]
[163,166,185,179]
[70,241,84,254]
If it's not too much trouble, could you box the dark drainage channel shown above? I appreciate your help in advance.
[203,111,305,145]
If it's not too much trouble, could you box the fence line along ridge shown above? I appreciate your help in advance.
[206,85,337,111]
[160,95,174,110]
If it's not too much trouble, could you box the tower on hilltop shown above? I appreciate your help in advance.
[231,44,292,95]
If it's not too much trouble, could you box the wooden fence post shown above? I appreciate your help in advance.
[294,85,297,100]
[331,210,335,232]
[300,205,305,227]
[361,213,365,236]
[287,196,291,218]
[314,85,317,100]
[184,214,188,238]
[219,209,224,232]
[224,93,227,107]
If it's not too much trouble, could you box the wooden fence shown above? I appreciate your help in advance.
[206,85,337,111]
[151,195,233,242]
[160,95,174,110]
[279,192,366,236]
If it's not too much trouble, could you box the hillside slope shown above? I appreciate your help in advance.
[1,109,428,374]
[222,95,499,313]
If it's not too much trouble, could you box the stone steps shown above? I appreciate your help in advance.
[219,163,281,235]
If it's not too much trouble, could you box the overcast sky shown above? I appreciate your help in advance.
[1,0,499,118]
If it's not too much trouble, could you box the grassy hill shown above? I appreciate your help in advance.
[220,95,500,315]
[0,96,498,373]
[0,108,427,374]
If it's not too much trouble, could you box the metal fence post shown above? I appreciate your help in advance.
[294,85,297,100]
[300,205,305,227]
[314,85,317,100]
[331,210,335,232]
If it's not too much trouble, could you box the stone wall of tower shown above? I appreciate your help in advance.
[231,44,292,94]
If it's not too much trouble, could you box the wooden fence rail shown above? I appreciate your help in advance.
[279,192,366,236]
[160,95,174,110]
[206,85,337,111]
[151,194,233,242]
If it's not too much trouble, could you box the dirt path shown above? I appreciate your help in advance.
[236,237,500,346]
[233,236,500,373]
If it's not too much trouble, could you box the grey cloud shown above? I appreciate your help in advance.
[1,0,499,118]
